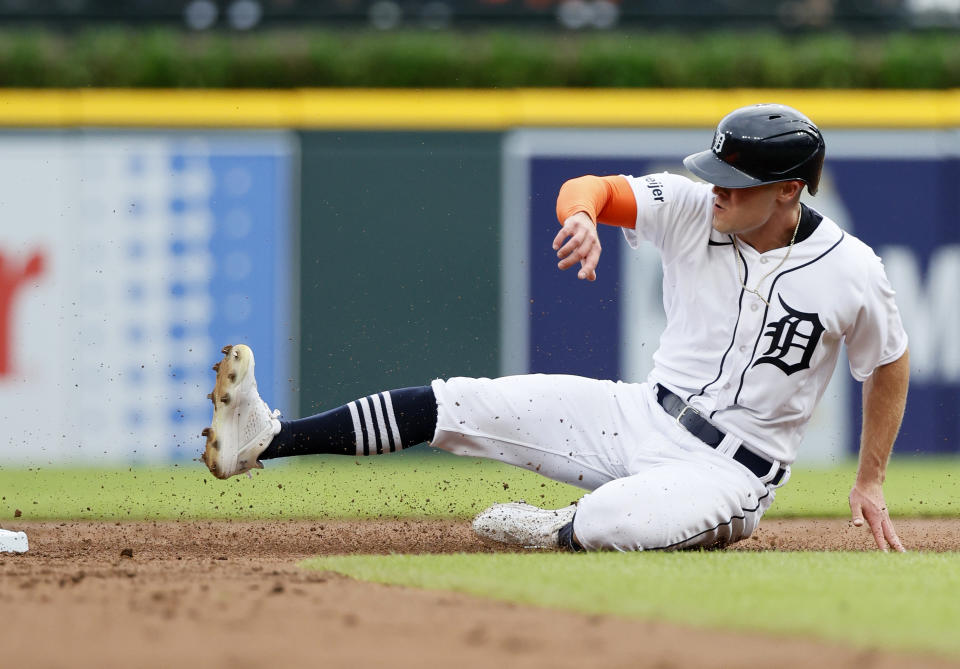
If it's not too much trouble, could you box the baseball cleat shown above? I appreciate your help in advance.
[471,502,576,549]
[201,344,281,480]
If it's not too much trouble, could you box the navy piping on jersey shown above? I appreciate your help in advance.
[652,489,771,551]
[688,236,748,403]
[732,230,846,407]
[692,205,821,404]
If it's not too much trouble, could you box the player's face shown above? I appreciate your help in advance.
[710,183,782,235]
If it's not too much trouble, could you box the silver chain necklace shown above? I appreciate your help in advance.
[732,206,802,308]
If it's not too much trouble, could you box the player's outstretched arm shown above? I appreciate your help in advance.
[553,212,602,281]
[849,349,910,552]
[553,175,636,282]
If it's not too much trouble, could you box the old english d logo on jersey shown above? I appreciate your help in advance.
[753,295,825,376]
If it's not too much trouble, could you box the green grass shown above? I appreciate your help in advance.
[304,551,960,658]
[3,454,957,656]
[0,453,957,521]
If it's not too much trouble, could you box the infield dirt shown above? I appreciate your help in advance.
[1,518,958,669]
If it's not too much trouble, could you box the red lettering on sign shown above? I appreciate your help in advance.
[0,250,45,377]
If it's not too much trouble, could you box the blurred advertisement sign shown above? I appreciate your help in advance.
[0,132,296,465]
[502,128,960,462]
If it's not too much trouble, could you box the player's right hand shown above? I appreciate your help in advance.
[849,480,906,553]
[553,211,602,281]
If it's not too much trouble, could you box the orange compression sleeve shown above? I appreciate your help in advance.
[555,175,637,229]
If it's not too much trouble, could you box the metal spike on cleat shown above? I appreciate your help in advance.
[212,362,220,372]
[221,393,231,404]
[201,427,210,437]
[221,345,232,355]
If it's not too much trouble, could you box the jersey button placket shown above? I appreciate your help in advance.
[736,284,768,399]
[726,253,765,404]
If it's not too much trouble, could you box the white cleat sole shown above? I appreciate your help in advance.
[201,344,275,480]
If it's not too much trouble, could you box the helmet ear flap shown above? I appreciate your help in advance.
[805,148,825,195]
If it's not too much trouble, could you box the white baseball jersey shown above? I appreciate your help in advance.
[428,171,906,551]
[622,172,908,465]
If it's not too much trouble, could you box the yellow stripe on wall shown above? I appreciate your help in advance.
[1,89,959,128]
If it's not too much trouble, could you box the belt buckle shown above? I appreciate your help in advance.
[676,404,701,425]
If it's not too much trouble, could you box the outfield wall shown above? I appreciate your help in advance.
[0,90,957,465]
[0,131,296,464]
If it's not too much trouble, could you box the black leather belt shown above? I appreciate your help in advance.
[655,384,786,486]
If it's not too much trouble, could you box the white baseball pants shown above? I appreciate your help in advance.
[430,375,777,551]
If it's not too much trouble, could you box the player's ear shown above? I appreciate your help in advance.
[778,180,803,203]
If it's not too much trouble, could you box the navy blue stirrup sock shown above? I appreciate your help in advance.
[558,519,584,552]
[260,385,437,459]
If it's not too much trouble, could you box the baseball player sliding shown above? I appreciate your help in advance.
[202,104,909,552]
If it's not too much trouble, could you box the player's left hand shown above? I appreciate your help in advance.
[849,480,905,552]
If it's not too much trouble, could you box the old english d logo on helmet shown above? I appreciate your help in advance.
[683,104,826,195]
